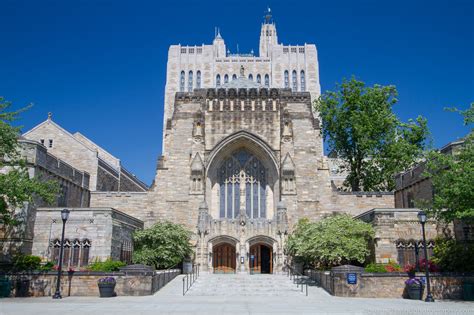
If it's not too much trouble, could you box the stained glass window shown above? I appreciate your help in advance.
[219,150,266,219]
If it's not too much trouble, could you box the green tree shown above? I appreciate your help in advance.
[0,97,58,226]
[286,214,375,269]
[422,103,474,222]
[315,77,429,191]
[132,221,193,269]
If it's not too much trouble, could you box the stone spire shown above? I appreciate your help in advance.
[213,27,226,58]
[259,7,278,57]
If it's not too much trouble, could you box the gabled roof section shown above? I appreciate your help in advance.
[73,132,120,170]
[281,153,295,173]
[191,153,204,173]
[22,114,96,154]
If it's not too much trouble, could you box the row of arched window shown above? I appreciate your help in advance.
[51,238,91,268]
[284,70,306,92]
[180,70,202,92]
[216,73,270,87]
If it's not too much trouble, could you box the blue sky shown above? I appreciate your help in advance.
[1,0,473,185]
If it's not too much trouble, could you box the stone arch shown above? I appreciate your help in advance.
[208,235,239,247]
[206,131,280,220]
[247,235,277,248]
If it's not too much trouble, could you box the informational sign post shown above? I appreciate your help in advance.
[347,273,357,285]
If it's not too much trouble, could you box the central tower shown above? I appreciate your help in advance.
[259,8,278,57]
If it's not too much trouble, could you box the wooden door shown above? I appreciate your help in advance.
[213,243,236,273]
[249,244,273,274]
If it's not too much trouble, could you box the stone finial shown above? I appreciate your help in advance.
[47,112,52,120]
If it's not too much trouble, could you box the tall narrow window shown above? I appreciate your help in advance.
[196,71,201,88]
[264,74,270,87]
[292,70,297,91]
[72,239,81,267]
[51,239,61,264]
[219,149,266,219]
[188,71,193,92]
[81,239,91,266]
[256,74,261,84]
[180,71,185,92]
[232,74,237,81]
[300,70,305,91]
[248,74,253,81]
[224,74,229,83]
[48,139,53,148]
[216,74,221,87]
[284,70,289,88]
[62,239,71,267]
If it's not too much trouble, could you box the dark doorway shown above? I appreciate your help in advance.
[212,243,236,273]
[249,243,273,274]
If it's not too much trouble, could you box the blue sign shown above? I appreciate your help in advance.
[347,273,357,285]
[421,276,426,284]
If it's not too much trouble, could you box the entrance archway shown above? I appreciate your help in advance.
[249,243,273,274]
[212,243,236,273]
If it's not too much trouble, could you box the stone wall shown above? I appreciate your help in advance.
[355,208,449,264]
[31,208,143,264]
[5,269,180,297]
[307,269,474,300]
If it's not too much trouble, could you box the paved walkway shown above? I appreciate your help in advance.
[1,273,473,314]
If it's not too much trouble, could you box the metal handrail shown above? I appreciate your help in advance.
[182,264,200,296]
[285,264,308,296]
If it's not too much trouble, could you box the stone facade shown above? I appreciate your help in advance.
[31,208,143,265]
[91,13,395,274]
[0,140,90,260]
[22,115,148,193]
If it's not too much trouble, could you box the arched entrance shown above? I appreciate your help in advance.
[212,243,236,273]
[249,243,273,274]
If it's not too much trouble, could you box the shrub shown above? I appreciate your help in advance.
[133,221,193,269]
[12,255,41,271]
[88,259,126,272]
[38,261,54,272]
[431,237,474,272]
[365,261,401,273]
[404,259,439,273]
[286,215,375,269]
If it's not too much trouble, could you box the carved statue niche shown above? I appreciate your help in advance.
[276,201,289,235]
[281,153,296,194]
[197,201,210,236]
[193,112,204,142]
[190,153,204,194]
[282,110,293,141]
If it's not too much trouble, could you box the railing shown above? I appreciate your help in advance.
[182,264,200,296]
[285,264,308,296]
[155,268,181,293]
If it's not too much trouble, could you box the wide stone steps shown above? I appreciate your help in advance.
[185,273,306,297]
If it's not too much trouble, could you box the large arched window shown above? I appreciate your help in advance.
[188,71,193,92]
[264,74,270,87]
[300,70,305,91]
[219,149,266,219]
[180,71,185,92]
[248,74,253,81]
[232,74,237,81]
[256,74,261,84]
[196,71,201,88]
[216,74,221,87]
[292,70,297,92]
[284,70,289,88]
[224,74,229,84]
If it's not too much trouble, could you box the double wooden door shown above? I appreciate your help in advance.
[249,244,272,274]
[213,243,236,273]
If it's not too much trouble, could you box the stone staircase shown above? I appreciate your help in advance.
[185,273,307,297]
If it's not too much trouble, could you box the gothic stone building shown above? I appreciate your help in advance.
[11,11,446,273]
[90,12,394,273]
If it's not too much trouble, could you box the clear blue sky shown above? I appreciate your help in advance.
[1,0,473,185]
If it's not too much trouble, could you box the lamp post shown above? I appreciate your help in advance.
[417,211,434,302]
[52,209,70,299]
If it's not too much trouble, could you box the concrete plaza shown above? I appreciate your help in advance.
[1,274,473,315]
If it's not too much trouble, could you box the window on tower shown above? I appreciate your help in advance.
[216,74,221,87]
[232,74,237,81]
[256,74,261,84]
[264,74,269,87]
[224,74,229,84]
[180,71,185,92]
[284,70,289,88]
[300,70,305,91]
[292,70,297,91]
[248,74,253,81]
[188,71,193,92]
[196,71,201,88]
